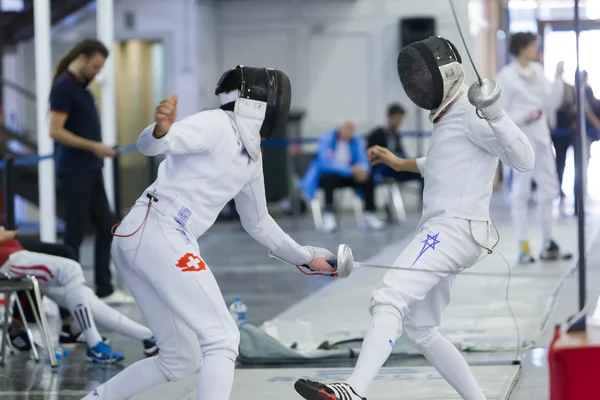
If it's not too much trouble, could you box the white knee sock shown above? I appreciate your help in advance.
[87,288,153,340]
[81,357,168,400]
[539,200,553,244]
[345,311,400,397]
[421,335,486,400]
[62,284,103,347]
[198,354,236,400]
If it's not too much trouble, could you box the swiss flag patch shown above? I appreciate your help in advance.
[176,253,206,272]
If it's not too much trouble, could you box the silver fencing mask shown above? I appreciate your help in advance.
[215,66,292,162]
[397,36,465,121]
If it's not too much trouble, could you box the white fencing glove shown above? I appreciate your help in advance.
[304,246,337,272]
[268,246,337,273]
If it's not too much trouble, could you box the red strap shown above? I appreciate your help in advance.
[111,199,153,238]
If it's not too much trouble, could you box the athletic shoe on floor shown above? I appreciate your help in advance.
[86,341,124,364]
[540,239,573,261]
[294,379,366,400]
[518,241,535,265]
[59,325,111,345]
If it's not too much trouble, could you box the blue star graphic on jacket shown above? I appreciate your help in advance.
[411,233,441,267]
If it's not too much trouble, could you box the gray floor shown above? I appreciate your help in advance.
[0,192,598,399]
[130,366,520,400]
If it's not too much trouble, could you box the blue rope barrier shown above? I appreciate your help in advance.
[0,129,580,169]
[0,142,141,170]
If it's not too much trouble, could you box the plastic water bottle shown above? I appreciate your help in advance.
[229,297,247,325]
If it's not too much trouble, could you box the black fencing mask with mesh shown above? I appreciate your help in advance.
[397,36,465,116]
[215,66,292,162]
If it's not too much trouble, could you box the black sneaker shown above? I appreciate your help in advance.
[294,379,366,400]
[540,240,573,261]
[59,325,111,346]
[9,325,32,352]
[143,337,159,357]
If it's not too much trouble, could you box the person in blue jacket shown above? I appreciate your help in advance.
[300,121,384,232]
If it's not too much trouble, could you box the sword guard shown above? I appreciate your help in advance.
[467,78,501,110]
[336,244,355,279]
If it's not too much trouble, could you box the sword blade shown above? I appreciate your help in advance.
[352,261,563,279]
[448,0,483,84]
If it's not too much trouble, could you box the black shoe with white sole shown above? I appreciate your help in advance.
[59,325,111,346]
[294,379,366,400]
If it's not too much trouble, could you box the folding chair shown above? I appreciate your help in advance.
[0,273,58,367]
[377,177,407,224]
[310,188,364,230]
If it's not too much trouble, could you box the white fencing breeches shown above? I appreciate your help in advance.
[370,217,489,348]
[90,206,240,400]
[511,138,560,243]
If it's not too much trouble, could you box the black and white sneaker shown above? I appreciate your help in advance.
[294,379,366,400]
[540,240,573,261]
[59,325,111,346]
[143,337,159,357]
[9,325,32,352]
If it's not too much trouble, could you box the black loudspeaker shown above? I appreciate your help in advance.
[399,17,436,49]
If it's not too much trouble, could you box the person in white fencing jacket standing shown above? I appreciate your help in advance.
[496,32,570,264]
[81,66,337,400]
[294,36,534,400]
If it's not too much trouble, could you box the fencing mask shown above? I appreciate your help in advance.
[215,66,292,162]
[397,36,465,121]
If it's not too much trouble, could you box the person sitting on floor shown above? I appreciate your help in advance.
[0,226,158,363]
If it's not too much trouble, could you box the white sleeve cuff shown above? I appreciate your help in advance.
[416,157,426,176]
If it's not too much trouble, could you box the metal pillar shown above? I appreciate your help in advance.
[0,28,4,110]
[34,0,56,242]
[97,0,117,214]
[570,0,587,332]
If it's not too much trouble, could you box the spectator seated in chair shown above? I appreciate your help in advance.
[300,120,384,233]
[0,227,158,364]
[367,104,424,200]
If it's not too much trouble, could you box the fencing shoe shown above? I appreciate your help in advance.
[86,341,124,364]
[540,240,573,261]
[60,324,111,346]
[295,379,366,400]
[518,241,535,264]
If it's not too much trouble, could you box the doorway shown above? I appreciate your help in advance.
[91,40,165,211]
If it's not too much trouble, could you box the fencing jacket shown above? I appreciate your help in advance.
[496,61,564,143]
[134,109,311,266]
[415,85,535,230]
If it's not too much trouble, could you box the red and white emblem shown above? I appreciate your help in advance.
[176,253,206,273]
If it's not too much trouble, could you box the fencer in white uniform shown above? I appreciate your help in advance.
[496,32,568,264]
[294,36,534,400]
[0,236,157,363]
[81,66,336,400]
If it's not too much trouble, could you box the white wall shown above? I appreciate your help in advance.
[211,0,475,157]
[8,0,475,159]
[30,0,202,119]
[15,40,73,137]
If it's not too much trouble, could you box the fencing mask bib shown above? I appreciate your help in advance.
[215,66,292,162]
[397,36,465,121]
